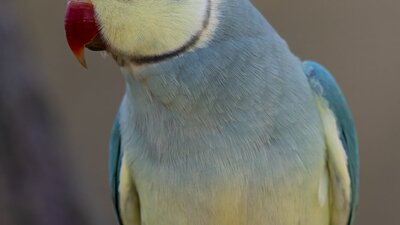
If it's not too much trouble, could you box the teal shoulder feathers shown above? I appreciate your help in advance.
[304,61,359,225]
[109,113,124,225]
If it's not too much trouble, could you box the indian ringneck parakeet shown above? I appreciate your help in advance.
[64,0,359,225]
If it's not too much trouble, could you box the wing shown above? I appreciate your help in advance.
[109,114,124,225]
[109,113,141,225]
[303,61,359,225]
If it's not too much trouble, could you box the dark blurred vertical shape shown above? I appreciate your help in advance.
[0,2,92,225]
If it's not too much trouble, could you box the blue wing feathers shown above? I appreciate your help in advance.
[303,61,359,225]
[109,113,124,225]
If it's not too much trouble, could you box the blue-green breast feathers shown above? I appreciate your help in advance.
[109,114,124,225]
[304,61,359,225]
[107,62,359,225]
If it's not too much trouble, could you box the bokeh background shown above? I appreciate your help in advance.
[1,0,399,224]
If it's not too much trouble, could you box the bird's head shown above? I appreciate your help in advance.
[65,0,216,67]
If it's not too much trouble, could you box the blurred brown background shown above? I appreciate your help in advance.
[3,0,399,224]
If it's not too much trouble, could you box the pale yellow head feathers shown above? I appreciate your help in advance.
[92,0,218,58]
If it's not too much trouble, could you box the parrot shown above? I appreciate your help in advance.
[64,0,359,225]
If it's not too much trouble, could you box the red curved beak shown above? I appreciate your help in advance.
[64,0,106,68]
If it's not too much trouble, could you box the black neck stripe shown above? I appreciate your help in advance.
[127,0,212,65]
